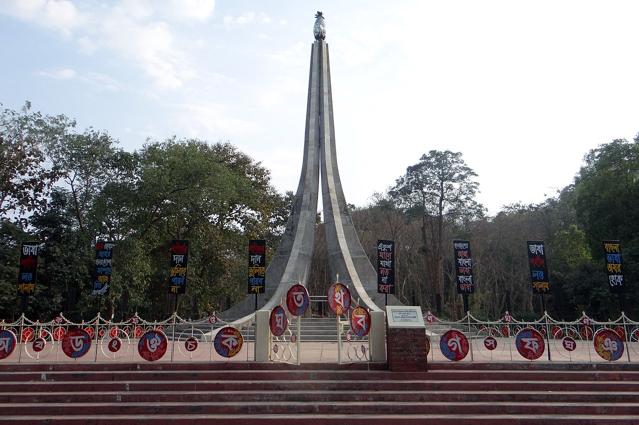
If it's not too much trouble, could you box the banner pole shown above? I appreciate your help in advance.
[541,294,552,361]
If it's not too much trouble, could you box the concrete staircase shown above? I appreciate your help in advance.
[1,362,638,424]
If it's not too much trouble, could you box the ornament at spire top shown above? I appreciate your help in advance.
[314,11,326,40]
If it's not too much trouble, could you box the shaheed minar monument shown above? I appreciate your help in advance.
[223,12,398,322]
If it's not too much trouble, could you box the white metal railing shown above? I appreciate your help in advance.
[423,311,639,363]
[0,312,253,363]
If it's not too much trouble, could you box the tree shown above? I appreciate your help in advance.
[389,150,484,315]
[573,137,639,317]
[0,102,72,219]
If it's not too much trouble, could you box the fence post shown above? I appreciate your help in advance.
[622,312,631,362]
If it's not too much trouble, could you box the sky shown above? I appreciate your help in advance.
[1,0,639,215]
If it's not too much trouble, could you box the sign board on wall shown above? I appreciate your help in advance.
[386,306,425,328]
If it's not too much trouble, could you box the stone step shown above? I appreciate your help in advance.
[3,390,639,404]
[1,413,638,424]
[3,369,638,382]
[0,401,638,416]
[2,379,638,393]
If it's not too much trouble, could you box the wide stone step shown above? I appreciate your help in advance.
[1,401,638,416]
[1,413,638,424]
[3,390,639,404]
[2,379,638,392]
[3,369,638,382]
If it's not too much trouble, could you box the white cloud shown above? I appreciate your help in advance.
[171,103,258,139]
[36,68,121,91]
[1,0,211,90]
[37,67,76,79]
[223,11,271,27]
[164,0,215,22]
[1,0,83,37]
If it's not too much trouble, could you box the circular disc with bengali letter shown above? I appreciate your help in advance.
[593,328,624,361]
[107,337,122,353]
[184,336,198,352]
[440,330,469,361]
[269,305,288,337]
[349,306,371,337]
[0,329,17,360]
[286,284,310,317]
[21,327,34,343]
[62,328,92,358]
[562,336,577,352]
[515,328,545,360]
[32,337,46,353]
[214,327,244,358]
[137,330,168,361]
[327,283,351,316]
[483,336,497,351]
[53,327,66,341]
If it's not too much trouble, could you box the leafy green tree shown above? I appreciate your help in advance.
[0,102,71,219]
[573,137,639,317]
[389,150,484,315]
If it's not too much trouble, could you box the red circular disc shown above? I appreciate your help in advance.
[269,305,288,337]
[21,327,34,343]
[440,330,469,361]
[107,337,122,353]
[500,325,510,337]
[32,337,46,353]
[52,327,65,341]
[84,327,95,339]
[580,325,593,340]
[515,328,545,360]
[551,326,563,339]
[327,283,351,316]
[484,336,497,350]
[109,327,119,338]
[562,336,576,352]
[184,336,198,352]
[614,326,626,340]
[0,330,17,359]
[286,284,309,316]
[350,306,371,337]
[62,328,92,358]
[424,336,431,356]
[134,326,144,338]
[593,328,624,361]
[137,331,168,361]
[213,327,244,358]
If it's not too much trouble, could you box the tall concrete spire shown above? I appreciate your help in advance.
[222,13,396,321]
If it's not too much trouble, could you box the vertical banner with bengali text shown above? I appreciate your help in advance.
[527,240,550,294]
[453,240,474,294]
[602,240,624,294]
[248,240,266,294]
[377,240,395,294]
[92,241,114,296]
[168,240,188,294]
[17,242,39,296]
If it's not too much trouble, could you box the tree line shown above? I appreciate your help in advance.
[1,103,637,321]
[1,103,290,321]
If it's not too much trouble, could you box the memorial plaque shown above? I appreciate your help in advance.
[386,306,425,328]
